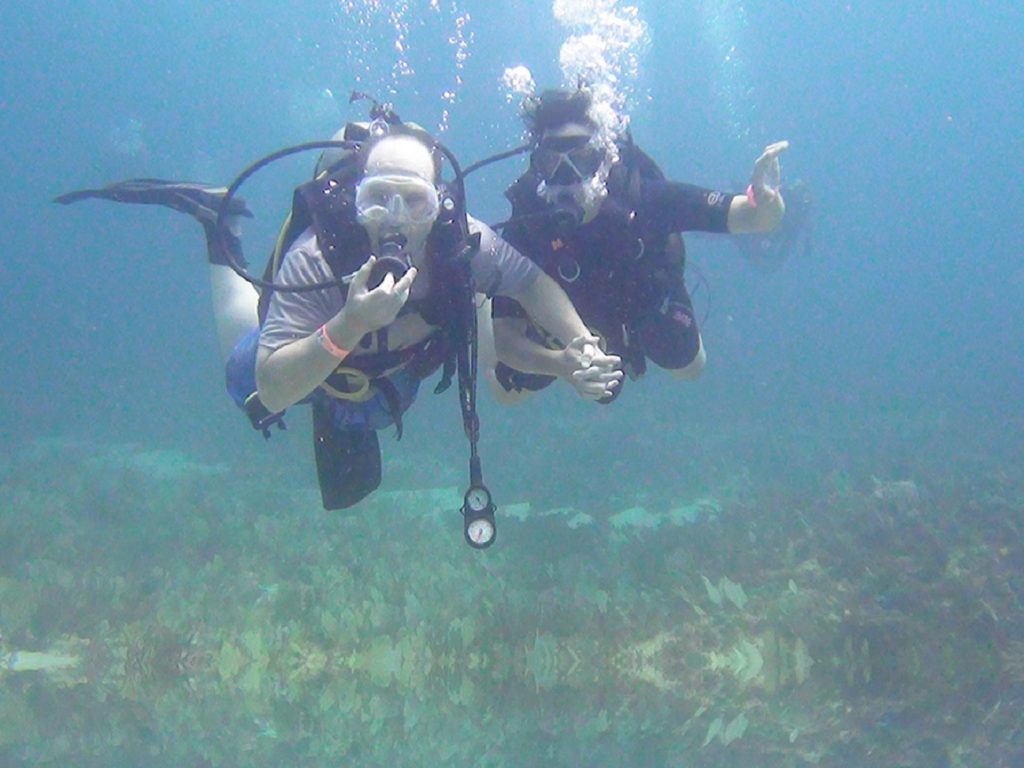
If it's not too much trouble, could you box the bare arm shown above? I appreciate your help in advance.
[514,272,591,352]
[727,140,789,234]
[474,220,621,399]
[504,272,625,382]
[256,258,416,413]
[493,316,576,379]
[255,305,368,413]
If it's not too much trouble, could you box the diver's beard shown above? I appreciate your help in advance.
[538,168,609,233]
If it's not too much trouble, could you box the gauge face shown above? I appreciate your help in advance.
[465,486,491,513]
[466,517,495,547]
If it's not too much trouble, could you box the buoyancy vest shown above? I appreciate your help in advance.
[503,140,686,362]
[258,122,474,411]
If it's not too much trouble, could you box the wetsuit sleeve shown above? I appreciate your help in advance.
[466,215,541,298]
[641,180,735,233]
[258,230,347,353]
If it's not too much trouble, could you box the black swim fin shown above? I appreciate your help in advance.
[312,398,382,510]
[54,179,252,267]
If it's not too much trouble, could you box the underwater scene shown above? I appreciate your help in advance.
[1,1,1022,767]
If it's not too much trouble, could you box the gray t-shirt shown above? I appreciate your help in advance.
[259,215,540,353]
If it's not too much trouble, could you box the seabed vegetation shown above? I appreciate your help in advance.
[0,428,1022,767]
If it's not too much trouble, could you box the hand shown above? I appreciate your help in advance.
[338,256,417,337]
[570,366,623,401]
[749,140,789,203]
[563,335,623,401]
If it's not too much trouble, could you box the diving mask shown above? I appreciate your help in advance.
[532,136,605,185]
[355,173,441,227]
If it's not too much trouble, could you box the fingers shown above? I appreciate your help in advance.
[588,351,621,370]
[366,267,416,317]
[571,366,623,398]
[754,141,789,165]
[580,371,623,390]
[393,265,418,298]
[753,152,774,173]
[349,255,376,294]
[573,378,608,400]
[757,141,790,164]
[568,334,600,351]
[368,266,417,298]
[571,369,622,400]
[750,140,787,195]
[568,334,620,370]
[583,370,623,384]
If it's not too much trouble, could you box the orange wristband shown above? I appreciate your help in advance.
[746,183,777,207]
[316,324,350,360]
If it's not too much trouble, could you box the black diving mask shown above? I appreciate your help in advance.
[532,137,605,186]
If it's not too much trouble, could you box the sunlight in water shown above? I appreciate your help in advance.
[332,0,473,132]
[501,0,648,158]
[699,0,753,141]
[553,0,648,150]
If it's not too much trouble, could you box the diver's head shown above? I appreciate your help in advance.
[356,134,442,263]
[522,88,610,228]
[522,88,597,140]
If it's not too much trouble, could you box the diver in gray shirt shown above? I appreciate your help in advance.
[57,107,620,535]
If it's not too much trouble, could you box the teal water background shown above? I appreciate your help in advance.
[0,2,1022,766]
[2,1,1019,479]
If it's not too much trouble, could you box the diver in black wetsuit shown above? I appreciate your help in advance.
[491,87,789,402]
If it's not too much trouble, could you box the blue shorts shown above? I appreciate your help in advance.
[225,328,421,432]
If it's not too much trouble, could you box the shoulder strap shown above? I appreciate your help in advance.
[607,134,666,209]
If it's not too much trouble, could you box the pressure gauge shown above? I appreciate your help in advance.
[465,485,492,513]
[462,485,496,549]
[465,516,496,548]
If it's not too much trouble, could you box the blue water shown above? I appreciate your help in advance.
[1,2,1022,766]
[2,1,1019,457]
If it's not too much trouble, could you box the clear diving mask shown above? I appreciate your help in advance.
[355,173,441,227]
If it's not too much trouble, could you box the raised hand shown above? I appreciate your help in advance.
[341,256,418,336]
[750,140,790,202]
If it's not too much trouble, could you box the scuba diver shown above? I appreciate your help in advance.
[56,101,619,547]
[487,87,788,402]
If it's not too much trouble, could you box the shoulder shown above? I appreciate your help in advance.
[465,213,540,296]
[466,214,498,249]
[467,214,525,263]
[259,226,345,351]
[467,214,526,263]
[277,227,334,284]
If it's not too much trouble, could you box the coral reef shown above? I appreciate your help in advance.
[0,436,1020,767]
